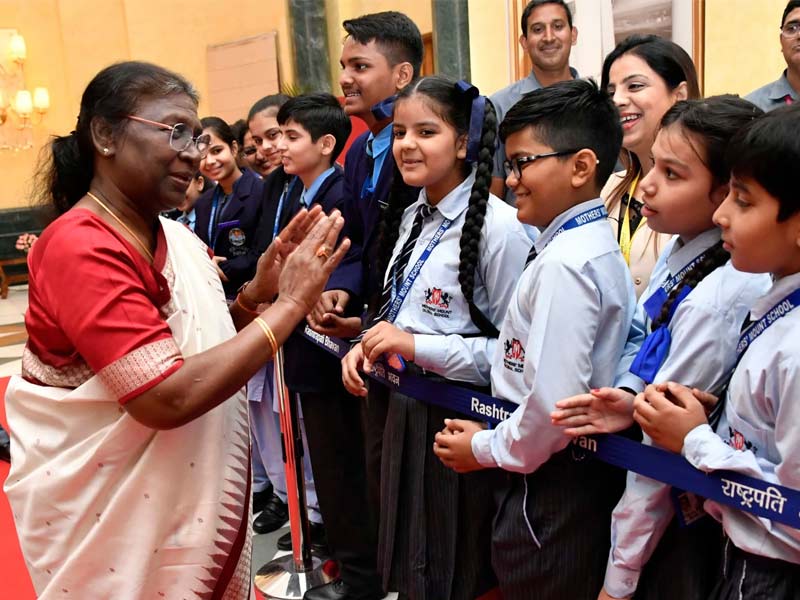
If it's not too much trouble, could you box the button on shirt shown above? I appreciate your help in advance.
[682,270,800,565]
[472,198,636,472]
[745,70,799,112]
[604,228,772,598]
[387,172,531,385]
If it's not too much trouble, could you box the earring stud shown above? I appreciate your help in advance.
[103,148,109,154]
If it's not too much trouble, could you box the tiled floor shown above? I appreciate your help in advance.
[0,285,27,379]
[1,284,396,598]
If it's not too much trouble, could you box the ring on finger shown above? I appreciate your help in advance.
[316,245,331,259]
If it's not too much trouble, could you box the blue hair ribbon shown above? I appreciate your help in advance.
[455,80,486,164]
[371,95,397,121]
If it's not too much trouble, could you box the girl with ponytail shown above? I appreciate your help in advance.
[552,96,773,600]
[341,75,531,600]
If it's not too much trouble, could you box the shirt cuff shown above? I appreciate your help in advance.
[604,559,641,599]
[615,372,645,395]
[413,334,446,371]
[471,429,499,468]
[681,423,716,468]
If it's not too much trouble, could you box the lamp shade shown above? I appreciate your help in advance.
[9,33,27,62]
[33,87,50,111]
[15,90,33,116]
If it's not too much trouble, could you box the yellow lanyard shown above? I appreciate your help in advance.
[619,173,646,265]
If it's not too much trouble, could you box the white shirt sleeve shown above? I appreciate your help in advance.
[472,258,601,471]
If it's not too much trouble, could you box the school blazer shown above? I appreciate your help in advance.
[194,168,266,296]
[280,168,350,393]
[327,130,418,307]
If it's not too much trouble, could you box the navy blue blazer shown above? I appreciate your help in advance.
[326,130,417,308]
[194,168,266,297]
[279,167,350,393]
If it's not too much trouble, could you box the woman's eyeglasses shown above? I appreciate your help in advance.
[126,115,211,158]
[503,149,580,179]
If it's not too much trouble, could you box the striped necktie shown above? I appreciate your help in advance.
[373,203,437,324]
[525,245,538,266]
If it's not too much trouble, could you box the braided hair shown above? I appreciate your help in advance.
[370,76,499,335]
[651,95,764,328]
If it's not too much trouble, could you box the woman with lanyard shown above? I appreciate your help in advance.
[601,35,701,297]
[2,60,349,598]
[195,116,266,299]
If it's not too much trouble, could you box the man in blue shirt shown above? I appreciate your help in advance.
[746,0,800,111]
[490,0,579,204]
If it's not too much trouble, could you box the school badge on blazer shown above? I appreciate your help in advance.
[422,287,453,318]
[502,338,525,373]
[228,227,247,256]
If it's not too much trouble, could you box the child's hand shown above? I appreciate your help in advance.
[433,419,486,473]
[307,290,361,337]
[212,255,229,282]
[551,387,635,436]
[633,382,708,453]
[342,344,368,397]
[361,321,415,372]
[598,587,632,600]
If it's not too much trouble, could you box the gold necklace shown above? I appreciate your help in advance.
[86,191,155,262]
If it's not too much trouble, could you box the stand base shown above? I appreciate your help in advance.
[254,554,332,599]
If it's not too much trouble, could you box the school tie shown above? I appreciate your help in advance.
[365,138,375,187]
[525,245,538,266]
[373,203,438,323]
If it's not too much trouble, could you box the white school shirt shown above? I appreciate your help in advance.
[388,172,531,385]
[603,229,772,598]
[681,270,800,565]
[472,198,636,472]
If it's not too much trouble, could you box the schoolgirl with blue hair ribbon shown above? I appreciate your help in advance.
[341,75,531,600]
[552,96,771,600]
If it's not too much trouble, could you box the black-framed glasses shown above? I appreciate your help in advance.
[126,115,211,158]
[781,21,800,38]
[503,149,580,179]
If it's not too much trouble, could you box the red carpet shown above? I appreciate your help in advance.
[0,376,36,598]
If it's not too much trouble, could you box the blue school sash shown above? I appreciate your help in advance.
[736,288,800,360]
[385,217,454,324]
[298,324,800,530]
[629,249,710,382]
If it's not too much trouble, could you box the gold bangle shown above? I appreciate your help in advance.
[254,317,278,356]
[236,292,260,316]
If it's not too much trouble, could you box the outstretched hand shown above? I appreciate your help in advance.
[307,290,363,337]
[551,387,636,436]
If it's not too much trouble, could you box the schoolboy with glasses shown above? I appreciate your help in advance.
[433,79,636,600]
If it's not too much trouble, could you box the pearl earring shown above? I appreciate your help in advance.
[103,148,109,154]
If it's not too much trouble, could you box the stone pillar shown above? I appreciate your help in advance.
[288,0,332,92]
[432,0,471,80]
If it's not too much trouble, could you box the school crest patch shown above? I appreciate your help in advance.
[421,287,453,318]
[727,427,758,454]
[503,338,525,373]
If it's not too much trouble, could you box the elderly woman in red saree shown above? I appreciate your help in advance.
[3,61,349,599]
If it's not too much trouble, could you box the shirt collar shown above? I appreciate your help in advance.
[768,70,799,101]
[302,166,336,206]
[525,66,579,90]
[666,228,721,276]
[367,122,393,158]
[534,197,604,253]
[749,270,800,320]
[416,170,475,221]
